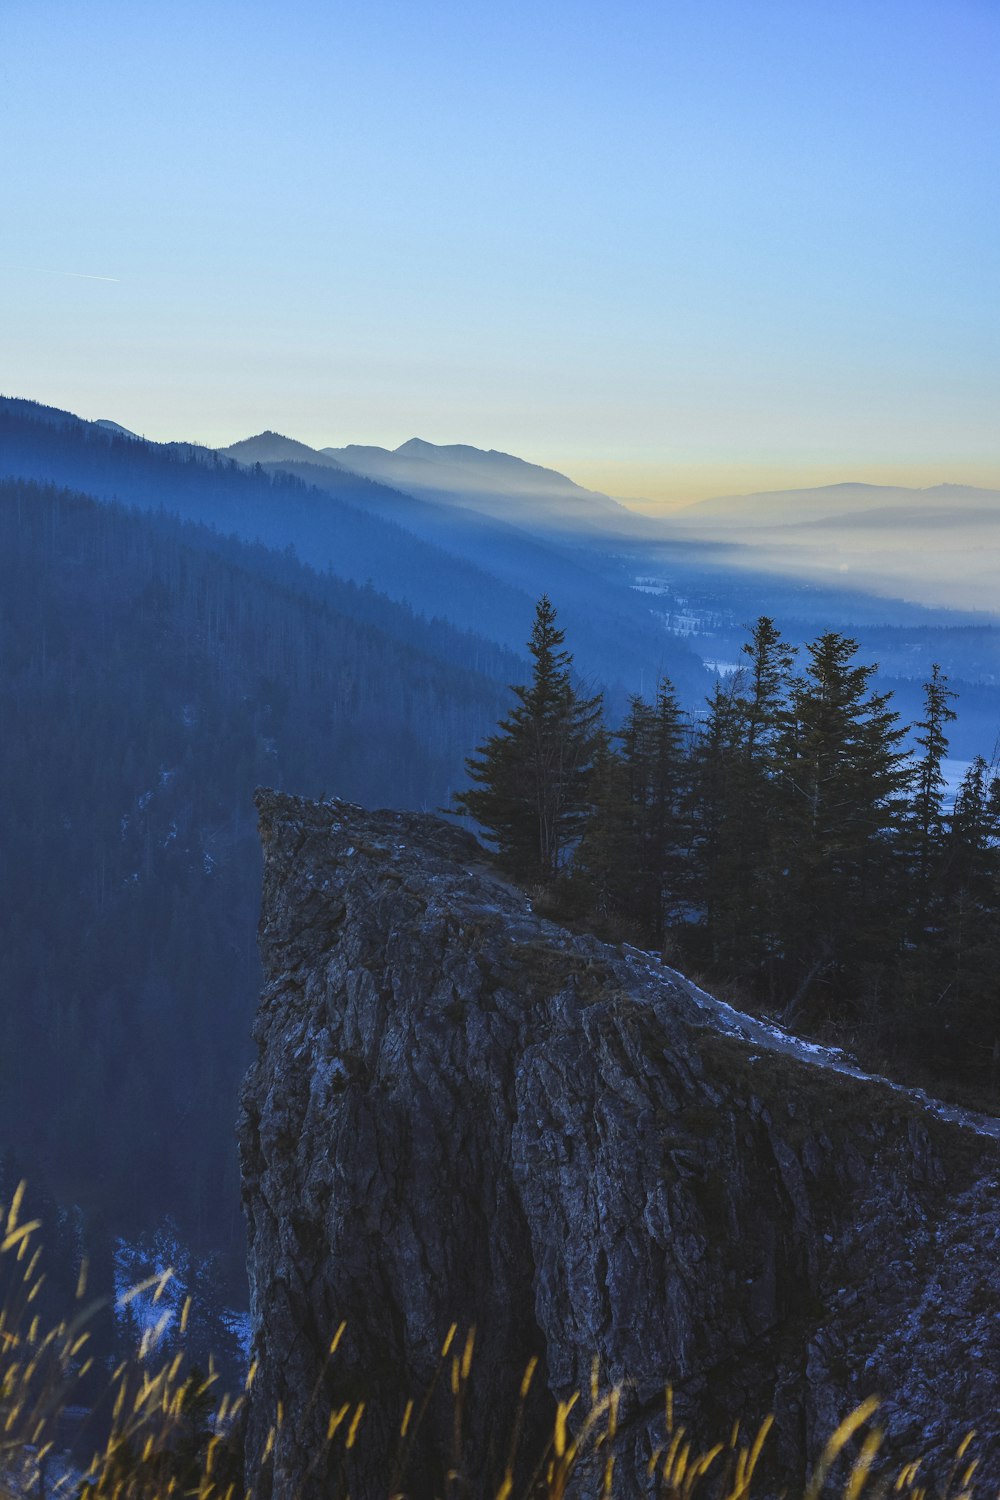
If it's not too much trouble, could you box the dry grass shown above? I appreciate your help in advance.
[0,1184,988,1499]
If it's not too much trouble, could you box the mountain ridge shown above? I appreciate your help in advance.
[672,480,1000,527]
[0,394,711,702]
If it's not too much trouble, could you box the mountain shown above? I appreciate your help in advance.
[94,418,140,439]
[243,790,1000,1494]
[671,480,1000,530]
[320,434,642,536]
[7,395,1000,731]
[225,428,668,541]
[226,430,1000,691]
[1,398,709,703]
[224,430,348,470]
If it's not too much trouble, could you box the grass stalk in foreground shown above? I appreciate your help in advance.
[0,1185,987,1499]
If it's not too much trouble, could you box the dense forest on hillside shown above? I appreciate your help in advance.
[0,476,514,1300]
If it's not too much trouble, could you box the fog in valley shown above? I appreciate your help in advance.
[664,481,1000,615]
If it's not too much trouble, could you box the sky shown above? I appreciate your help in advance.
[2,0,998,504]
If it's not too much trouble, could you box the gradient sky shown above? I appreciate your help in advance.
[3,0,998,503]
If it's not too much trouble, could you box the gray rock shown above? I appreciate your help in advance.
[239,791,1000,1497]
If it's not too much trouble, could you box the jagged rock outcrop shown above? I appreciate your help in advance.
[239,791,1000,1497]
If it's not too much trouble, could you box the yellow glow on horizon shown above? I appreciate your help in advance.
[560,460,1000,511]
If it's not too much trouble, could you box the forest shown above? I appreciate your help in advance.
[460,600,1000,1103]
[0,475,515,1329]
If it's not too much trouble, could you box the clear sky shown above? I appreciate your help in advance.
[3,0,998,504]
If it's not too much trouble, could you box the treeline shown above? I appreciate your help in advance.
[458,601,1000,1097]
[0,477,513,1295]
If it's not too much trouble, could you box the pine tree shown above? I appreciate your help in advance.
[575,679,690,943]
[738,617,797,767]
[901,757,1000,1086]
[688,675,745,967]
[646,678,692,934]
[773,632,913,1023]
[910,663,958,927]
[571,727,635,925]
[689,620,795,988]
[453,596,603,882]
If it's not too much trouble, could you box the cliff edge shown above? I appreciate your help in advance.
[239,790,1000,1496]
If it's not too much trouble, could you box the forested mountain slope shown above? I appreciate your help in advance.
[0,398,708,702]
[0,399,537,652]
[0,476,512,1282]
[248,454,710,699]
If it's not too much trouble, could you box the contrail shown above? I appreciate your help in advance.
[3,265,121,282]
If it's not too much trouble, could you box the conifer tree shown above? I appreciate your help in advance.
[647,678,692,933]
[575,679,690,942]
[730,618,797,987]
[901,757,1000,1084]
[688,675,745,967]
[689,619,795,987]
[571,726,634,924]
[938,757,1000,979]
[738,616,796,766]
[774,632,913,1022]
[910,663,958,927]
[454,596,603,882]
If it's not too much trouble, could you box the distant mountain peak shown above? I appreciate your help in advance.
[317,433,635,531]
[94,419,139,439]
[232,429,303,448]
[222,431,346,473]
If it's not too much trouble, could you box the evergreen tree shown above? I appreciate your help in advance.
[909,663,958,928]
[900,757,1000,1086]
[575,679,690,943]
[729,618,797,989]
[646,678,692,935]
[738,617,797,767]
[688,676,745,967]
[689,620,795,988]
[454,597,603,881]
[571,727,634,925]
[773,632,913,1023]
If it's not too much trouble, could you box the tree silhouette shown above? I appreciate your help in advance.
[455,597,603,881]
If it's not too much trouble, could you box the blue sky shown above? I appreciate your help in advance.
[3,0,998,501]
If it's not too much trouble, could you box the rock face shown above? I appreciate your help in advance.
[239,791,1000,1497]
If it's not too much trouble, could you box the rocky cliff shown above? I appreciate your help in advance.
[239,791,1000,1497]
